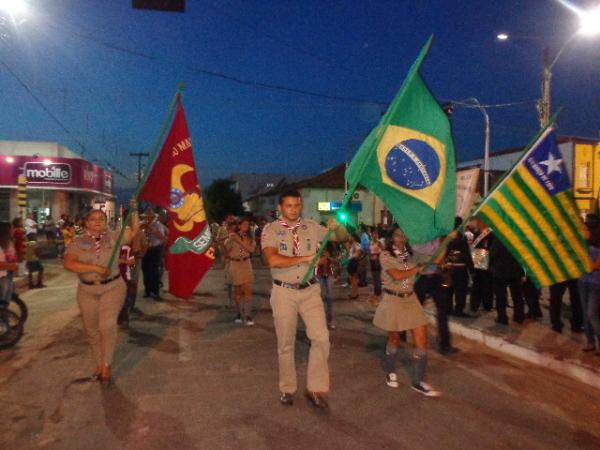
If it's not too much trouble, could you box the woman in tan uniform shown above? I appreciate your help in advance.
[225,218,256,326]
[64,203,139,384]
[373,227,440,397]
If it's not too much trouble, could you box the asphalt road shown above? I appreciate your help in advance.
[1,261,599,450]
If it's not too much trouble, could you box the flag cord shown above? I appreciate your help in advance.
[106,83,185,270]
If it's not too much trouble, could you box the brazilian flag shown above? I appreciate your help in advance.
[345,36,455,244]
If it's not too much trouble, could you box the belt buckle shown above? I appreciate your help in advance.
[93,280,101,285]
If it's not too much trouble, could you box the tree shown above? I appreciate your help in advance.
[203,178,244,223]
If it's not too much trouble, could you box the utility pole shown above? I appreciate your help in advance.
[538,46,551,128]
[129,152,149,183]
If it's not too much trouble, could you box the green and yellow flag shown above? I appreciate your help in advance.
[477,128,590,287]
[345,36,456,244]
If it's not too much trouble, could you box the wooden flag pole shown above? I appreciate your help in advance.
[106,83,185,270]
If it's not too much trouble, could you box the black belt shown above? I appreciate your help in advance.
[383,288,413,298]
[230,256,250,262]
[80,274,121,286]
[273,278,317,290]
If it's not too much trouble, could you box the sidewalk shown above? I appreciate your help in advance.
[328,278,600,389]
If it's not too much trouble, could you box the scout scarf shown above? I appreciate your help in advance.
[277,217,301,256]
[86,230,106,254]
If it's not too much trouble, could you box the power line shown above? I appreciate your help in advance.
[0,56,135,181]
[47,21,388,106]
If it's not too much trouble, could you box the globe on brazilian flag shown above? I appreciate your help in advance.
[345,36,456,244]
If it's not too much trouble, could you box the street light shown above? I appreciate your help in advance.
[450,98,491,195]
[498,6,600,127]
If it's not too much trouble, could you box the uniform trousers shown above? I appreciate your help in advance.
[414,274,452,351]
[494,277,524,323]
[270,283,330,394]
[549,279,583,332]
[446,268,469,314]
[142,245,162,296]
[77,278,126,367]
[470,269,494,311]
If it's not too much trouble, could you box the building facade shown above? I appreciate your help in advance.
[0,141,115,224]
[459,136,600,215]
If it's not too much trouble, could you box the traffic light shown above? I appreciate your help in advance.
[132,0,185,12]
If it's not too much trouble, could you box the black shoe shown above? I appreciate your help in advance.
[143,293,151,298]
[305,390,329,409]
[495,317,509,325]
[280,393,294,406]
[438,346,460,355]
[571,326,584,334]
[454,311,472,318]
[551,326,563,334]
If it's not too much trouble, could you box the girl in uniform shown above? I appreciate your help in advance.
[373,227,440,397]
[225,218,256,325]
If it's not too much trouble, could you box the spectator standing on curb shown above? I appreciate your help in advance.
[490,238,525,325]
[25,234,45,289]
[316,241,337,330]
[445,217,474,317]
[24,212,37,240]
[369,230,383,299]
[580,214,600,352]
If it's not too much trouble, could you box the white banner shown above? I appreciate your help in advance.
[456,168,480,218]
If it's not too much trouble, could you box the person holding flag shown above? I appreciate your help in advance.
[64,202,139,384]
[137,91,215,299]
[261,189,341,409]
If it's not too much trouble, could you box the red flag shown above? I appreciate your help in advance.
[139,96,214,299]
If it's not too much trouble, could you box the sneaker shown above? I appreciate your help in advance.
[279,392,294,406]
[245,317,254,326]
[411,381,441,397]
[234,314,242,324]
[328,321,336,330]
[385,373,399,388]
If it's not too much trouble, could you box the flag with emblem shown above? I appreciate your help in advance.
[138,95,214,299]
[345,36,455,244]
[476,128,590,287]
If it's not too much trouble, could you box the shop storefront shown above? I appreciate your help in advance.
[0,153,114,224]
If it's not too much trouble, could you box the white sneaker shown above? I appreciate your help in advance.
[411,381,441,397]
[234,314,242,324]
[385,373,399,388]
[245,317,254,326]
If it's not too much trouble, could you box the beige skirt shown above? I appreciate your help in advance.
[373,293,428,332]
[229,259,254,286]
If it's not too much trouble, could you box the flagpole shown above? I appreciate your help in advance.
[299,37,435,284]
[414,108,564,277]
[106,83,186,270]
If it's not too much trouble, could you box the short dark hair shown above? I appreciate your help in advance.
[278,189,302,205]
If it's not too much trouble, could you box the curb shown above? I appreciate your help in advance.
[430,315,600,389]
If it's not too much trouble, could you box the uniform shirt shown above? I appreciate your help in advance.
[146,220,167,248]
[261,218,328,283]
[380,249,416,293]
[225,233,255,259]
[64,230,121,283]
[412,239,441,275]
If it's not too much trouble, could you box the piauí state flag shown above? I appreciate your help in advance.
[138,96,214,299]
[477,128,590,287]
[345,36,455,244]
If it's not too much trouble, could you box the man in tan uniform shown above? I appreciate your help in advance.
[262,189,339,409]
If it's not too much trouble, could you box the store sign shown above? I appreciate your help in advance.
[0,155,113,195]
[317,201,362,212]
[24,162,71,184]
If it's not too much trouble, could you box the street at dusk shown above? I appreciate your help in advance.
[1,2,600,449]
[1,259,599,450]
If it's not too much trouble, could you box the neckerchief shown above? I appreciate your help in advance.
[86,230,106,255]
[277,217,301,256]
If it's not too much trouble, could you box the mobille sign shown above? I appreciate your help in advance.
[24,162,71,184]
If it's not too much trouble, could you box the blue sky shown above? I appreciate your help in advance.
[0,0,598,189]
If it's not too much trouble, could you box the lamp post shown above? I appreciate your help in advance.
[497,5,600,128]
[449,98,491,195]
